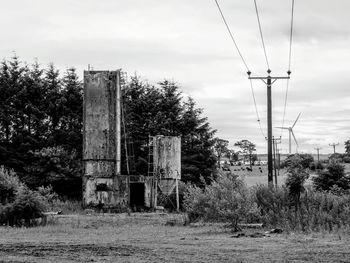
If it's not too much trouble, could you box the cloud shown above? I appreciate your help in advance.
[0,0,349,153]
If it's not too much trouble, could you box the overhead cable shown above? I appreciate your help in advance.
[253,0,270,70]
[214,0,267,140]
[249,78,266,139]
[280,0,295,137]
[214,0,250,72]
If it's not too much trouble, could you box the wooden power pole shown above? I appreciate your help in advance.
[314,147,321,162]
[329,143,339,154]
[273,136,281,186]
[248,70,290,187]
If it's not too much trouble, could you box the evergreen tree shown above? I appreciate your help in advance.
[122,77,217,184]
[59,67,83,155]
[44,63,63,144]
[180,97,216,183]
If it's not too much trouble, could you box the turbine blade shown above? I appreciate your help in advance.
[292,112,301,128]
[291,129,298,146]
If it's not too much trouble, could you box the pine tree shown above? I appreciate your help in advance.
[44,63,63,143]
[59,67,83,154]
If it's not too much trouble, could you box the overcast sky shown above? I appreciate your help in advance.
[1,0,349,154]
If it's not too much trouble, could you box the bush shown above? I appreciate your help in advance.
[253,185,350,231]
[0,186,46,226]
[37,185,60,204]
[253,185,290,228]
[0,166,23,204]
[285,155,309,209]
[24,147,82,199]
[282,154,314,169]
[183,172,258,230]
[313,162,350,191]
[0,166,46,226]
[309,161,324,171]
[343,156,350,163]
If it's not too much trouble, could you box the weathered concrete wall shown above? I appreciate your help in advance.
[83,71,127,207]
[153,136,181,180]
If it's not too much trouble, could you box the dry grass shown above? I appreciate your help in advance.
[1,213,350,262]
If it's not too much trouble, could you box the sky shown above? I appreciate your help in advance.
[0,0,349,154]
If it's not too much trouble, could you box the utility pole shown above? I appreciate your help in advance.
[329,143,339,154]
[272,136,281,186]
[314,147,322,162]
[248,70,290,187]
[277,148,281,176]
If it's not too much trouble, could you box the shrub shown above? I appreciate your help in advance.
[253,185,290,227]
[37,185,60,204]
[309,161,324,171]
[0,166,46,226]
[343,156,350,163]
[0,186,46,226]
[313,162,350,191]
[24,146,82,199]
[282,154,314,169]
[183,172,258,230]
[0,166,23,204]
[253,185,350,231]
[285,155,309,210]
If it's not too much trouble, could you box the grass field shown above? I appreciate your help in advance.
[229,163,350,187]
[1,213,350,262]
[229,165,288,187]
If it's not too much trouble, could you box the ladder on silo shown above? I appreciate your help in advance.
[121,86,136,175]
[147,136,155,177]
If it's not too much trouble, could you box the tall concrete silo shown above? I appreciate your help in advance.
[82,70,127,208]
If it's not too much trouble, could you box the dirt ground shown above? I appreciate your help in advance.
[1,213,350,263]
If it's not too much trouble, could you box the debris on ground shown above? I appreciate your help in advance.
[238,223,263,229]
[265,228,283,234]
[231,232,270,238]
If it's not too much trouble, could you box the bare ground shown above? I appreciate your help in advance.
[1,213,350,263]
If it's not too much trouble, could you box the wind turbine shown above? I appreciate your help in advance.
[276,113,301,154]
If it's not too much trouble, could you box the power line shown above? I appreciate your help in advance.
[214,0,250,72]
[288,0,295,71]
[280,78,290,137]
[253,0,270,70]
[214,0,266,139]
[280,0,295,137]
[249,78,266,139]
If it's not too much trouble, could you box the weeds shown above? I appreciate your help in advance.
[183,170,350,232]
[184,172,257,231]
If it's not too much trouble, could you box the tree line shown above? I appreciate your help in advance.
[0,56,218,198]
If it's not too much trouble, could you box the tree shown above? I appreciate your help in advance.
[59,68,83,154]
[122,76,217,184]
[180,97,216,183]
[44,63,63,143]
[213,138,229,168]
[345,140,350,155]
[283,153,314,169]
[285,155,309,211]
[0,57,83,198]
[313,161,350,192]
[234,140,256,168]
[225,149,239,163]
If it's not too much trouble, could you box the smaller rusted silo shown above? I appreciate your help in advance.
[152,135,181,209]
